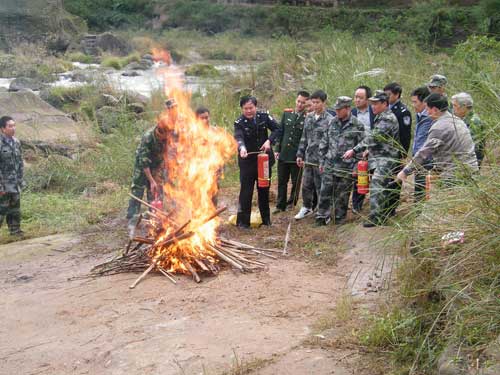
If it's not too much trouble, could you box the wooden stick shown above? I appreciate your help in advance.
[209,245,245,271]
[282,220,292,256]
[157,266,177,284]
[182,259,201,283]
[129,263,155,289]
[132,236,155,244]
[203,206,227,224]
[194,258,210,272]
[128,192,171,218]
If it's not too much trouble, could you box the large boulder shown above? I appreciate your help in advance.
[9,77,44,92]
[95,33,132,56]
[0,91,87,144]
[0,0,86,52]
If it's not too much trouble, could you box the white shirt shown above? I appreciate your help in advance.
[355,108,371,135]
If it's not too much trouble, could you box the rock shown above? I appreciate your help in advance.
[95,32,132,56]
[9,77,44,92]
[101,94,120,107]
[127,102,145,114]
[185,63,220,77]
[0,91,86,144]
[123,91,149,106]
[121,70,140,77]
[437,345,465,375]
[71,70,93,83]
[0,0,86,51]
[124,59,153,71]
[96,106,121,133]
[142,54,154,61]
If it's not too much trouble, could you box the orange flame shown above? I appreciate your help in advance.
[149,48,237,273]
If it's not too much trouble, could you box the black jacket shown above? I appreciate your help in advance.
[390,100,412,155]
[234,111,281,166]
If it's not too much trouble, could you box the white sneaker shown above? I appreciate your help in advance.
[294,207,313,220]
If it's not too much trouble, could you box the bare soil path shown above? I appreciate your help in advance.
[0,192,397,375]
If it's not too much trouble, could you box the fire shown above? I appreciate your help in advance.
[148,48,237,274]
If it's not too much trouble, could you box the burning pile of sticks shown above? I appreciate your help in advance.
[89,195,279,288]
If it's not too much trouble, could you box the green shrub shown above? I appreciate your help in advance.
[184,63,220,77]
[66,52,94,64]
[101,56,123,70]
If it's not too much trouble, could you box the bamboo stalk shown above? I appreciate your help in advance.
[282,221,292,256]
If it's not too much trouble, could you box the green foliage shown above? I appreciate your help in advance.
[101,55,123,70]
[66,52,94,64]
[64,0,154,30]
[184,63,220,77]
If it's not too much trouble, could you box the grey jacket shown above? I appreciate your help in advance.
[403,111,478,180]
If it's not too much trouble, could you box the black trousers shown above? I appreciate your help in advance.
[276,160,301,210]
[414,171,426,203]
[237,161,272,227]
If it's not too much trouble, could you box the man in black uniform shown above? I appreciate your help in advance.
[384,82,412,216]
[234,96,281,228]
[274,90,309,213]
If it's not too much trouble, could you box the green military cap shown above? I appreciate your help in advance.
[368,91,389,103]
[334,96,352,110]
[427,74,448,88]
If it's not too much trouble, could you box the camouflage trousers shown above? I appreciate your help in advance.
[126,169,164,222]
[369,162,399,223]
[0,193,21,234]
[301,165,321,210]
[317,172,353,220]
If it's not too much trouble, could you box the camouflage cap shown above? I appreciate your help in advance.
[427,74,448,88]
[165,98,178,109]
[368,90,389,103]
[334,96,352,110]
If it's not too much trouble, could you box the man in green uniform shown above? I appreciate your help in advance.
[126,100,176,234]
[274,90,309,213]
[295,90,333,220]
[316,96,365,225]
[0,116,24,236]
[344,92,400,227]
[451,92,486,167]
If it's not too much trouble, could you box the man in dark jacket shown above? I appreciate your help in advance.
[274,90,309,213]
[384,82,412,216]
[234,95,281,228]
[0,116,24,236]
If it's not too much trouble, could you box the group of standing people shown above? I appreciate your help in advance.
[234,74,484,228]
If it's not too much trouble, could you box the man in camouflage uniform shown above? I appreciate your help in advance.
[295,90,333,220]
[451,92,486,167]
[316,96,365,226]
[398,94,478,183]
[427,74,448,96]
[0,116,24,236]
[126,100,176,233]
[344,92,400,227]
[274,90,309,213]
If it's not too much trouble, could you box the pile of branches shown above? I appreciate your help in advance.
[89,196,279,288]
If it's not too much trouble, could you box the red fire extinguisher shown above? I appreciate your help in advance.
[357,159,369,194]
[257,153,270,188]
[151,193,163,210]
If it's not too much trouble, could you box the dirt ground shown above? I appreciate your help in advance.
[0,189,398,375]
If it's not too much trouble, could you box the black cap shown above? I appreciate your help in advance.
[424,93,448,111]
